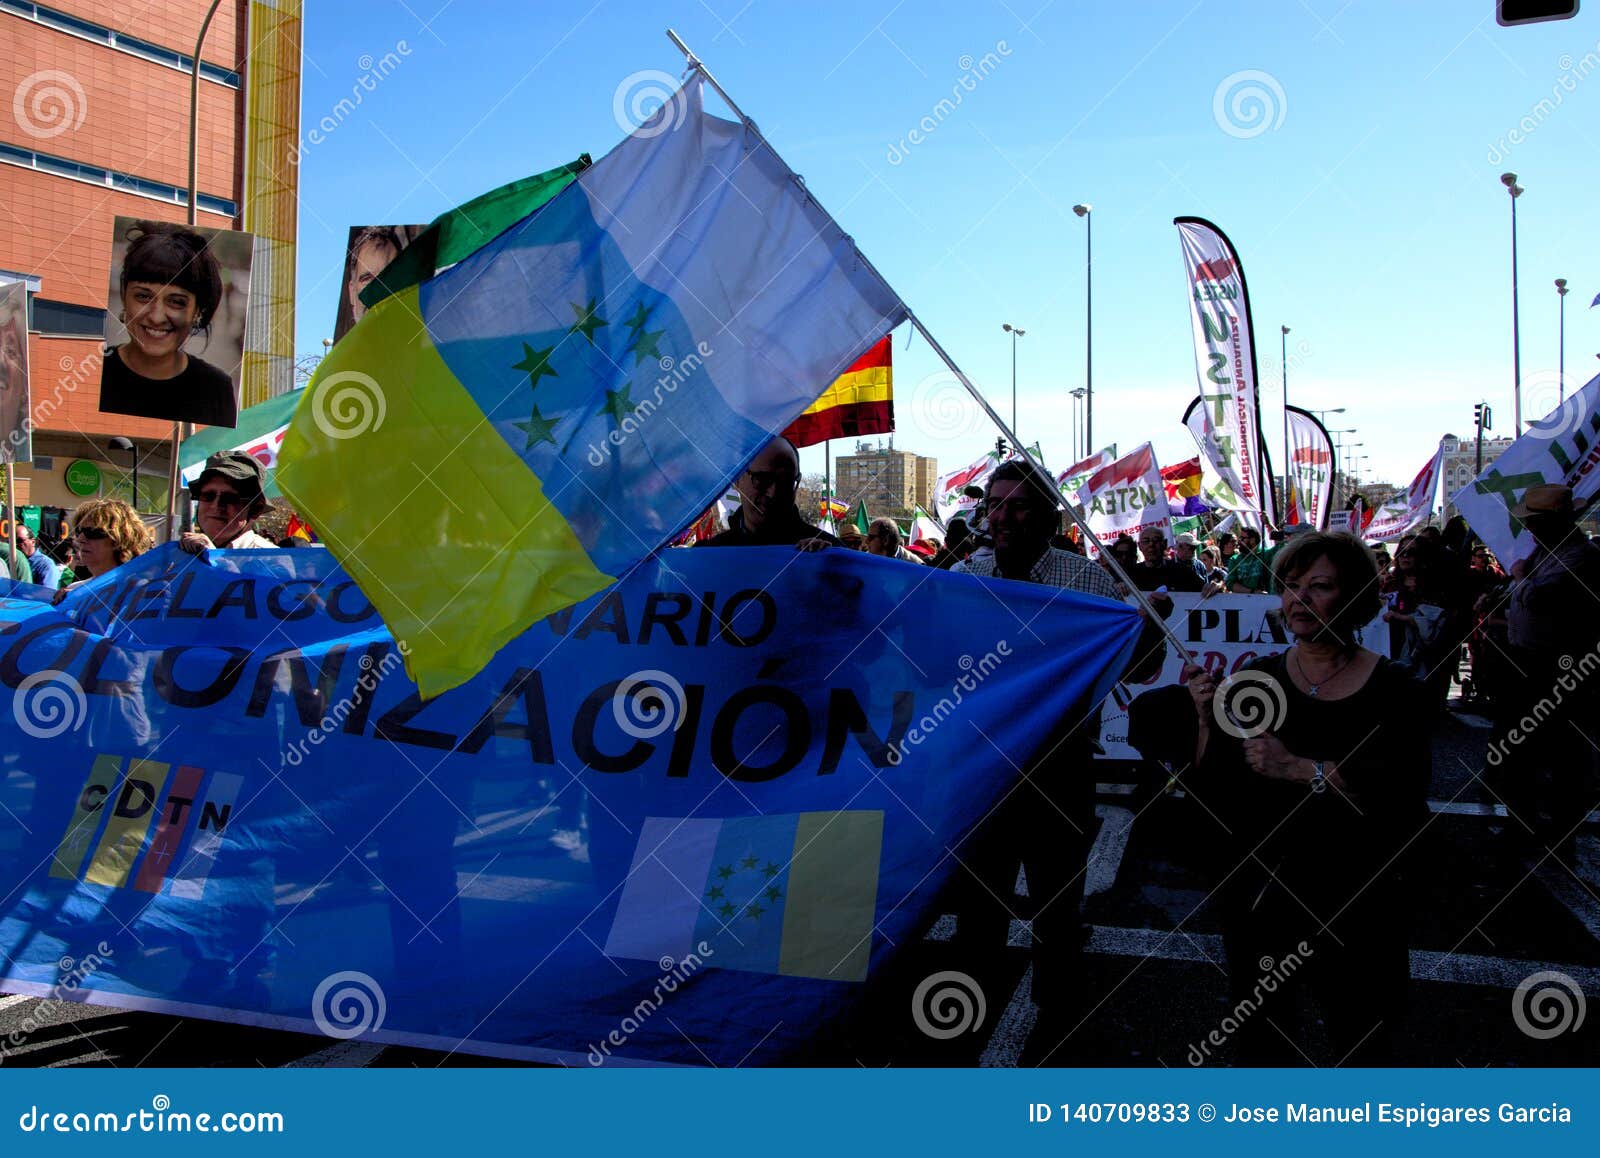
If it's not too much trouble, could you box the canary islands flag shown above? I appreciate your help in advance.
[277,77,906,696]
[604,811,883,983]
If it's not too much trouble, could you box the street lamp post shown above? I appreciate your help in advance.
[1073,203,1092,452]
[1280,325,1292,521]
[1070,388,1087,458]
[1002,323,1025,437]
[1556,277,1569,400]
[1501,173,1524,431]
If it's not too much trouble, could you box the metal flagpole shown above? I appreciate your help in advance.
[824,438,831,530]
[664,29,1189,659]
[4,462,15,581]
[1280,325,1292,522]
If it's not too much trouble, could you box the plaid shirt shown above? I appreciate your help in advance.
[953,546,1121,601]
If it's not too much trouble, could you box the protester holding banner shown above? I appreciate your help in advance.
[55,498,154,598]
[702,438,836,550]
[950,458,1167,1024]
[1181,532,1430,1063]
[179,451,277,555]
[1494,485,1600,859]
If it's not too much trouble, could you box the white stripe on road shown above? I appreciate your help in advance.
[0,993,35,1012]
[281,1040,386,1068]
[1533,836,1600,943]
[1087,805,1134,897]
[978,963,1035,1068]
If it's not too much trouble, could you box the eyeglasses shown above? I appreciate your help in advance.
[73,527,109,542]
[742,470,796,491]
[196,488,246,509]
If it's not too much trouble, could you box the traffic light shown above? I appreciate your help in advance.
[1473,403,1493,432]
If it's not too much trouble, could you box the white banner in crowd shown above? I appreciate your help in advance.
[1175,217,1276,530]
[1057,446,1116,505]
[1454,370,1600,566]
[1097,593,1392,759]
[1365,440,1444,542]
[1181,397,1257,525]
[1285,405,1335,529]
[932,443,1040,523]
[1073,442,1171,557]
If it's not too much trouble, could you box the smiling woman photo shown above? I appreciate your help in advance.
[99,220,238,428]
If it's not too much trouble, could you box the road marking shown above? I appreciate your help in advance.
[282,1040,386,1068]
[1087,805,1135,897]
[978,963,1034,1068]
[1532,836,1600,943]
[0,993,35,1012]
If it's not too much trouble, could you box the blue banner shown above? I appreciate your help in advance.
[0,545,1139,1065]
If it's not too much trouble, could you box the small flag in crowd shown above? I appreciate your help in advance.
[782,336,893,448]
[853,501,872,535]
[178,387,303,496]
[1160,456,1207,517]
[277,78,905,696]
[604,812,884,982]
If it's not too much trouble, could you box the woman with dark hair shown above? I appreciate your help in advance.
[100,220,236,427]
[1181,532,1430,1064]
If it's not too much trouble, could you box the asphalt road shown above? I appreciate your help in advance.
[2,702,1596,1068]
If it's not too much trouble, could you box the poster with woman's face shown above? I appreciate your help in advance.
[333,224,425,344]
[0,280,29,464]
[100,216,254,430]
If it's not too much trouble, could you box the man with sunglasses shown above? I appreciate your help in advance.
[179,451,276,555]
[701,437,835,551]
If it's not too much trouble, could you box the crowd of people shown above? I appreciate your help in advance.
[5,433,1597,1065]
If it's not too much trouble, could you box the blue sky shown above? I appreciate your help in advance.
[291,1,1600,490]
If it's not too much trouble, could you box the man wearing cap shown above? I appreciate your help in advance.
[179,451,276,555]
[1173,532,1206,582]
[1497,484,1600,858]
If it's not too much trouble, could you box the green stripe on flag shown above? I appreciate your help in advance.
[360,156,591,312]
[275,286,615,698]
[780,810,883,982]
[179,388,303,497]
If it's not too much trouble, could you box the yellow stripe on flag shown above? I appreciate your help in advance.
[794,364,892,416]
[275,287,615,698]
[84,760,170,888]
[779,810,883,982]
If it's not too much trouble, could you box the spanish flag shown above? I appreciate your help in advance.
[782,336,893,448]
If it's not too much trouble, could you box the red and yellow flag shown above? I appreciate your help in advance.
[783,337,893,448]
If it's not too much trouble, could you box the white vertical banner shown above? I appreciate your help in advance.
[1072,442,1172,557]
[1366,441,1445,542]
[1454,371,1600,566]
[1175,217,1276,529]
[1182,397,1256,520]
[1056,446,1116,506]
[1285,405,1335,529]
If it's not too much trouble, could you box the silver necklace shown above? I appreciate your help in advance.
[1293,648,1353,698]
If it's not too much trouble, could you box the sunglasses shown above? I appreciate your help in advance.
[74,527,110,542]
[196,489,247,509]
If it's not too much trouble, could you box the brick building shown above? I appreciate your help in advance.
[834,442,938,516]
[1,1,247,535]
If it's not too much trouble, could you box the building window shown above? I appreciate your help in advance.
[0,141,237,217]
[0,1,241,86]
[29,297,105,337]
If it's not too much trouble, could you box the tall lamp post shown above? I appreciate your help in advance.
[1002,323,1025,436]
[1070,388,1086,459]
[1073,203,1092,452]
[1501,172,1524,432]
[1280,325,1292,519]
[1555,277,1569,400]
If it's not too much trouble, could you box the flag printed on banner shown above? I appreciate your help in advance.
[179,387,303,495]
[1057,446,1116,506]
[1175,218,1276,529]
[277,77,906,697]
[1285,406,1336,529]
[1454,371,1600,566]
[782,336,893,448]
[1366,441,1444,542]
[604,812,883,982]
[1072,442,1172,557]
